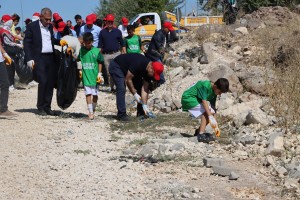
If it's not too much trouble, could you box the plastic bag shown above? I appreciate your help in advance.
[56,48,79,110]
[15,50,33,83]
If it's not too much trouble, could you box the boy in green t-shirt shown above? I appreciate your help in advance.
[77,32,104,120]
[124,25,145,54]
[181,78,229,143]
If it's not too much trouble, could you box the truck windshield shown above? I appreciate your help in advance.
[129,14,139,24]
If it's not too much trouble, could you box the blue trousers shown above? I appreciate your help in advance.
[109,60,145,117]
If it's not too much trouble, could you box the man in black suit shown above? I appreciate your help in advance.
[24,7,68,116]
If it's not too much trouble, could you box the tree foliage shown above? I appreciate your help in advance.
[95,0,184,24]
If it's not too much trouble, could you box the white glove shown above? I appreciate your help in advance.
[142,104,150,115]
[209,115,217,128]
[96,72,104,84]
[16,44,23,48]
[133,93,142,104]
[27,60,35,69]
[169,50,177,56]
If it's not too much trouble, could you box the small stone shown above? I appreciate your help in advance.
[229,171,239,180]
[153,104,161,110]
[192,187,200,193]
[162,94,172,103]
[173,100,182,109]
[162,106,172,113]
[213,166,235,176]
[203,158,224,168]
[181,192,190,198]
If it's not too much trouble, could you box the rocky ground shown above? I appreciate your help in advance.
[1,6,300,200]
[0,86,287,200]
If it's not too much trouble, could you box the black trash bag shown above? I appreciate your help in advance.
[15,50,33,83]
[56,48,79,110]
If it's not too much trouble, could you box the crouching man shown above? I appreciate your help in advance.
[109,53,164,121]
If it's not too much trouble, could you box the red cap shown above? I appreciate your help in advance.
[152,62,164,81]
[86,14,94,25]
[121,17,129,26]
[2,15,12,23]
[53,13,62,22]
[90,13,97,23]
[106,14,114,22]
[163,21,174,31]
[57,21,66,32]
[24,18,31,23]
[33,12,40,17]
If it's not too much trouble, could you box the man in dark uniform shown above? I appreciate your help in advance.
[24,7,67,116]
[109,53,164,121]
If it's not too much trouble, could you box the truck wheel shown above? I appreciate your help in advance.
[142,41,150,52]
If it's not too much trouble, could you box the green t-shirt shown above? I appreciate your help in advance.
[124,34,142,53]
[78,47,104,86]
[181,80,216,111]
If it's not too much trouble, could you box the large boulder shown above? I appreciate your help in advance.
[207,64,243,94]
[236,66,273,95]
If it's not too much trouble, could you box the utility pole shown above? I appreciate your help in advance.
[20,0,24,28]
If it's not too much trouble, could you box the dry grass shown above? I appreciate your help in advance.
[250,19,300,131]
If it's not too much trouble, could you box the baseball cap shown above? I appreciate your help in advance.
[152,62,164,81]
[53,13,62,22]
[32,12,40,22]
[90,13,97,23]
[86,14,94,25]
[163,21,174,31]
[122,17,129,26]
[1,15,12,23]
[106,14,114,22]
[57,21,66,32]
[24,18,31,23]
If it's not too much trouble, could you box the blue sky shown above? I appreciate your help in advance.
[0,0,197,28]
[0,0,99,28]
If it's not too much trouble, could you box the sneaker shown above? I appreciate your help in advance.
[194,129,200,136]
[37,109,47,116]
[0,110,18,118]
[197,133,212,143]
[28,81,38,87]
[204,132,215,141]
[88,113,94,120]
[9,85,15,92]
[117,115,129,122]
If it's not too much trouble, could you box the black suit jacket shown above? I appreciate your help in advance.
[23,20,60,62]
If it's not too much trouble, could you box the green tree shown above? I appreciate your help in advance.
[95,0,184,24]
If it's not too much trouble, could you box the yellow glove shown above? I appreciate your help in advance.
[215,127,221,137]
[79,71,82,80]
[3,53,12,65]
[96,73,104,84]
[66,47,74,55]
[60,40,68,47]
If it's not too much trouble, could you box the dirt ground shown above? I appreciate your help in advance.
[0,86,284,200]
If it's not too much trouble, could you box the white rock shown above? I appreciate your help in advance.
[235,27,249,35]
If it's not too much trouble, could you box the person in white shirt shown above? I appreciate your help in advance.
[118,17,129,37]
[79,14,101,47]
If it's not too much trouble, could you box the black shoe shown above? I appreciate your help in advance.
[197,133,212,143]
[37,109,47,116]
[204,132,215,141]
[117,115,129,122]
[194,129,200,136]
[44,109,56,116]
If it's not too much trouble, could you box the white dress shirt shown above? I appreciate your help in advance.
[118,25,128,37]
[39,21,53,53]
